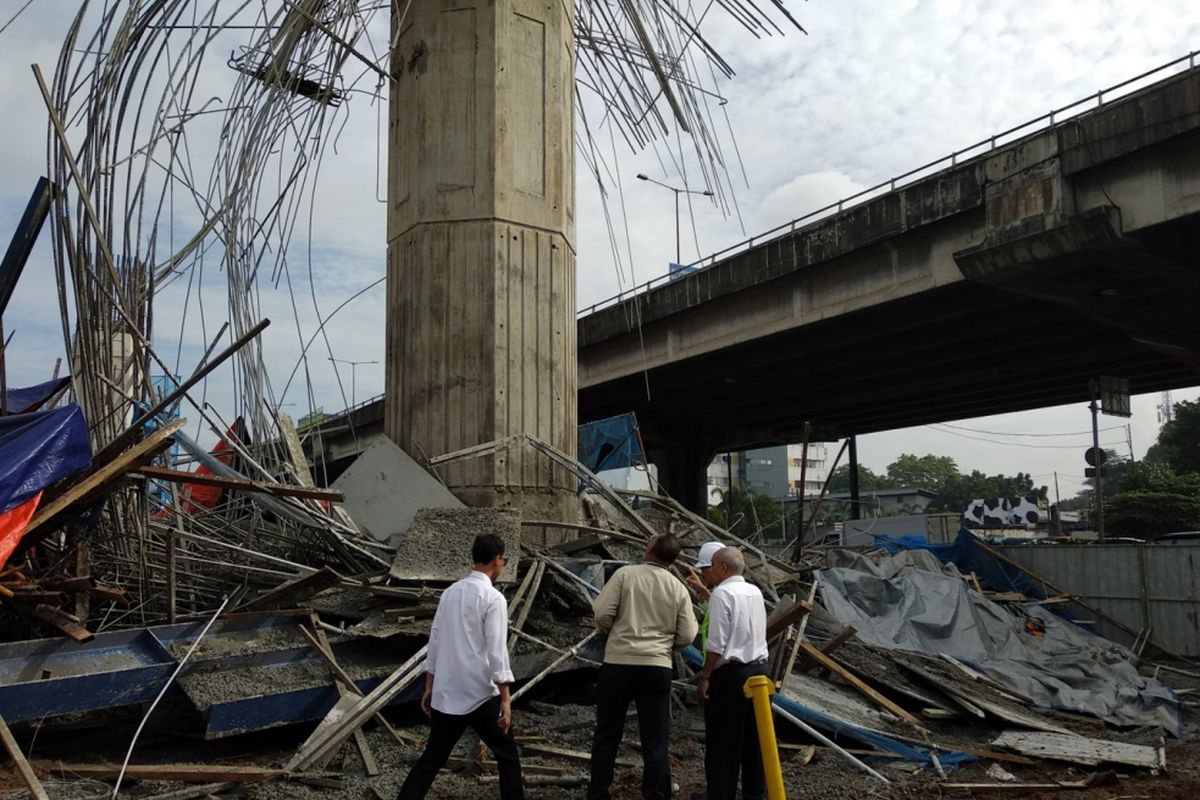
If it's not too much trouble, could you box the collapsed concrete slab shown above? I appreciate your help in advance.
[331,438,463,544]
[389,508,521,584]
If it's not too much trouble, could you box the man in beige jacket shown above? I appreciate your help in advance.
[587,533,698,800]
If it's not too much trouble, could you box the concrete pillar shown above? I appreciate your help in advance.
[649,437,712,514]
[386,0,577,525]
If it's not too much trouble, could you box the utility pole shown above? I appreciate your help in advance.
[1089,385,1105,541]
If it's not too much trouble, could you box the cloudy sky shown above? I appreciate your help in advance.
[1,0,1198,501]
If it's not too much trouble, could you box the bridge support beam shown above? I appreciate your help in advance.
[385,0,578,529]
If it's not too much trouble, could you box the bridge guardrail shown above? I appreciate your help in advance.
[577,50,1199,319]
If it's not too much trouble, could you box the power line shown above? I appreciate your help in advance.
[925,425,1127,450]
[936,421,1126,438]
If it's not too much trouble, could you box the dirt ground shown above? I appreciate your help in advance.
[0,663,1196,799]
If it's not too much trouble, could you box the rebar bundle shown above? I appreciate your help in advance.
[32,0,802,626]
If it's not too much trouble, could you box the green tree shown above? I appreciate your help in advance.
[1146,400,1200,475]
[1107,492,1200,539]
[930,470,1047,515]
[826,465,889,494]
[884,453,959,494]
[1116,461,1200,496]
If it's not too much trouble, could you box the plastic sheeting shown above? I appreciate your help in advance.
[817,545,1182,736]
[577,413,645,474]
[0,405,92,513]
[2,377,70,415]
[0,493,41,569]
[680,645,975,769]
[873,530,1046,599]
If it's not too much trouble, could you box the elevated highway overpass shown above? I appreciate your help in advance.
[578,56,1200,506]
[309,55,1200,509]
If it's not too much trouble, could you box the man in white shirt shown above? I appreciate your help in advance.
[696,546,769,800]
[397,534,524,800]
[588,533,698,800]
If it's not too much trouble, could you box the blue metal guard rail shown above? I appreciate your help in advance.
[577,50,1200,318]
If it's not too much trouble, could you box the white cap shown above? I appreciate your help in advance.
[696,541,725,569]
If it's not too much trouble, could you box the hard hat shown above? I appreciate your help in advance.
[695,541,725,569]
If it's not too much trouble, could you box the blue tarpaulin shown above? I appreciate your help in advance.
[0,404,91,514]
[680,645,975,770]
[577,413,645,474]
[872,529,1048,599]
[2,377,70,416]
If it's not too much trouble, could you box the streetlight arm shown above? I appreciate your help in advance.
[635,173,713,197]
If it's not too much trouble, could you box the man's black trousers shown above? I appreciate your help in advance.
[397,695,524,800]
[704,661,767,800]
[587,663,673,800]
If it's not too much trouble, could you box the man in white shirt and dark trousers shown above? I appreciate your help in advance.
[696,546,769,800]
[588,533,698,800]
[397,533,524,800]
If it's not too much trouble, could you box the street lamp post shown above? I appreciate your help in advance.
[328,357,378,408]
[636,174,713,265]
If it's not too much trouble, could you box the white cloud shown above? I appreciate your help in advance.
[2,1,1198,494]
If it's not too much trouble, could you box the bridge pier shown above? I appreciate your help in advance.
[385,0,579,530]
[643,430,713,514]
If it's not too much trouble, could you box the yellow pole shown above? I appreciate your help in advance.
[744,675,786,800]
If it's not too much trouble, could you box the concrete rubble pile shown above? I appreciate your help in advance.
[0,409,1196,798]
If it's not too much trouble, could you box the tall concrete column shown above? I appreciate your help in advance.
[386,0,577,525]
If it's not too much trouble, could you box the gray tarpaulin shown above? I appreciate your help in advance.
[817,550,1181,735]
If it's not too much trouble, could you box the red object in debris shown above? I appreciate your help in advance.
[181,419,246,513]
[182,439,231,511]
[0,492,42,570]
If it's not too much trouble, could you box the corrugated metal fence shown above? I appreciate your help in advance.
[998,543,1200,657]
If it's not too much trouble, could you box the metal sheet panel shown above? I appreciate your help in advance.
[1000,544,1200,656]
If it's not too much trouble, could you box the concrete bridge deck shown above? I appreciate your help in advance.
[577,58,1200,503]
[308,56,1200,505]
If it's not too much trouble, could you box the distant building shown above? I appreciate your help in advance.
[707,442,830,504]
[824,487,937,515]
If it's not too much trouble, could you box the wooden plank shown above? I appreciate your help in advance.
[286,644,429,771]
[242,568,341,612]
[23,604,94,643]
[297,625,418,749]
[520,744,638,769]
[479,774,587,787]
[942,771,1114,792]
[765,599,812,642]
[139,782,236,799]
[34,762,285,783]
[820,625,857,657]
[944,745,1037,766]
[446,757,566,776]
[893,657,1073,733]
[508,560,544,647]
[991,731,1163,769]
[938,654,1036,706]
[131,466,345,502]
[0,713,50,800]
[25,419,186,539]
[89,585,129,605]
[797,640,922,727]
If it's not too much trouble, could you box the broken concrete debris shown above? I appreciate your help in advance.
[389,508,522,584]
[0,410,1196,797]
